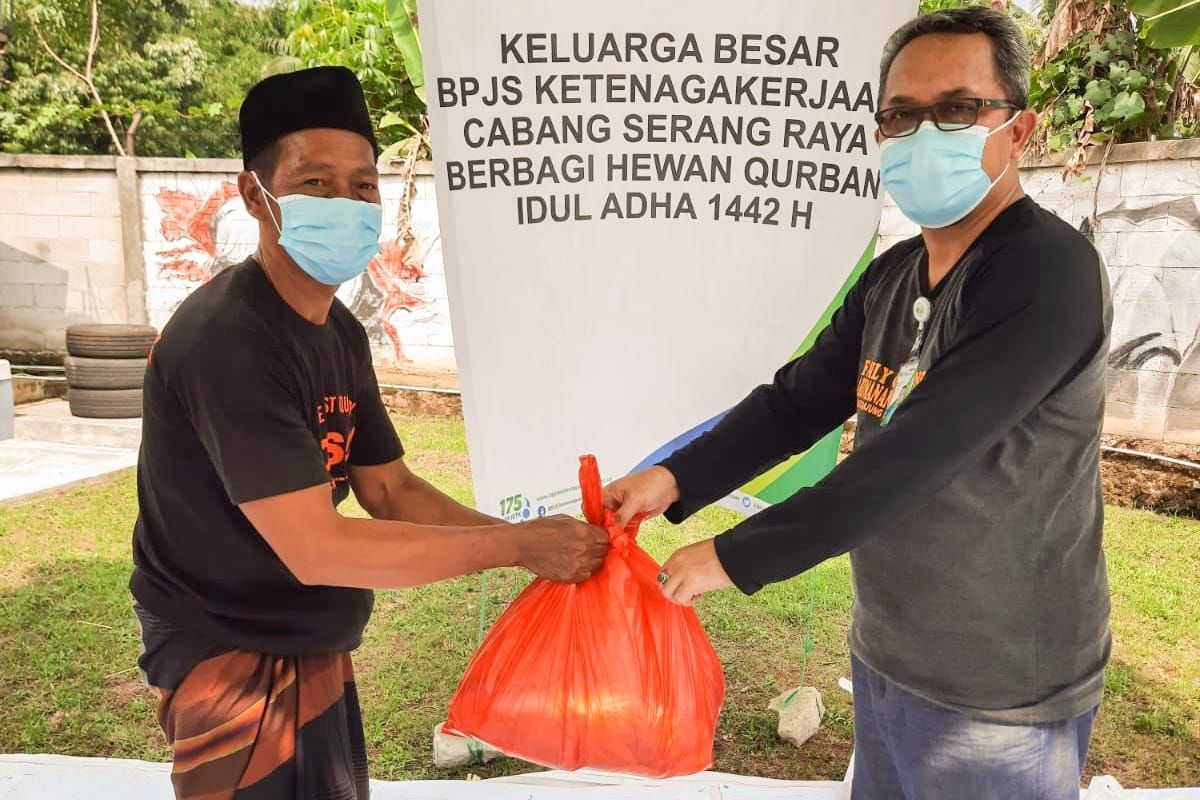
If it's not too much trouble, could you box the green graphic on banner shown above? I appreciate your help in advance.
[738,233,877,503]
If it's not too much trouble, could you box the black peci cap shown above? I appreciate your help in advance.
[239,66,378,168]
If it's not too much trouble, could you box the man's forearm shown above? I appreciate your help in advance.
[383,473,500,526]
[298,516,518,588]
[244,482,604,589]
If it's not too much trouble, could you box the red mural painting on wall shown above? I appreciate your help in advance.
[155,182,242,281]
[153,184,428,362]
[363,240,427,362]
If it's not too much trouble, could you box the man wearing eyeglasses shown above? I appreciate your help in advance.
[604,8,1111,799]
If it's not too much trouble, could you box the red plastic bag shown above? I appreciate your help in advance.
[444,455,726,777]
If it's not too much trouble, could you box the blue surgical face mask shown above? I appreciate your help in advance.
[252,171,383,286]
[880,115,1018,229]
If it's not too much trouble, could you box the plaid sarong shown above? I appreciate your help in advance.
[135,605,369,800]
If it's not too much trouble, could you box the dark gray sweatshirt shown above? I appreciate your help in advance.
[661,198,1112,723]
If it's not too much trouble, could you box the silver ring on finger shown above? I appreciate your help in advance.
[656,569,670,585]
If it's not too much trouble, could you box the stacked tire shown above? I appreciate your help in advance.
[65,324,157,419]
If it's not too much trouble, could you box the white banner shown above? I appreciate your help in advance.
[420,1,918,521]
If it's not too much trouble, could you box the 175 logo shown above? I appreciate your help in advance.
[499,493,530,520]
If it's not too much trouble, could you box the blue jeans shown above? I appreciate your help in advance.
[851,655,1097,800]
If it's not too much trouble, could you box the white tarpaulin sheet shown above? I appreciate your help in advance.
[2,755,1198,799]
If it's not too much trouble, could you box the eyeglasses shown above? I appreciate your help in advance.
[875,98,1023,139]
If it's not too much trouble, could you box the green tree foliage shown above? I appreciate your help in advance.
[1032,23,1187,151]
[1127,0,1200,49]
[383,0,422,105]
[915,0,1197,155]
[1031,0,1198,157]
[0,0,285,156]
[283,0,424,151]
[920,0,984,12]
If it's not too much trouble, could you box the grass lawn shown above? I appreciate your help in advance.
[1,412,1197,786]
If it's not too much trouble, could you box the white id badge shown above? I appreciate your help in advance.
[880,296,930,427]
[880,354,919,426]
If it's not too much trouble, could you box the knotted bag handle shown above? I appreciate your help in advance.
[579,454,645,546]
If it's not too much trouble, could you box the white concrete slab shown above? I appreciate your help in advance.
[0,439,136,506]
[13,399,141,450]
[0,756,849,800]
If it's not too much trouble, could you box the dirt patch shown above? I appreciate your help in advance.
[381,388,462,417]
[109,670,153,706]
[406,450,470,476]
[355,633,411,676]
[1085,659,1200,786]
[0,528,36,589]
[1101,436,1200,518]
[842,423,1200,519]
[713,726,854,782]
[1087,738,1198,789]
[13,377,68,405]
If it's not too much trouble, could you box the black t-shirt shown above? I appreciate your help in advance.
[130,258,404,655]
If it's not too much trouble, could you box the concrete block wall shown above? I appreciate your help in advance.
[2,143,1199,442]
[0,155,129,354]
